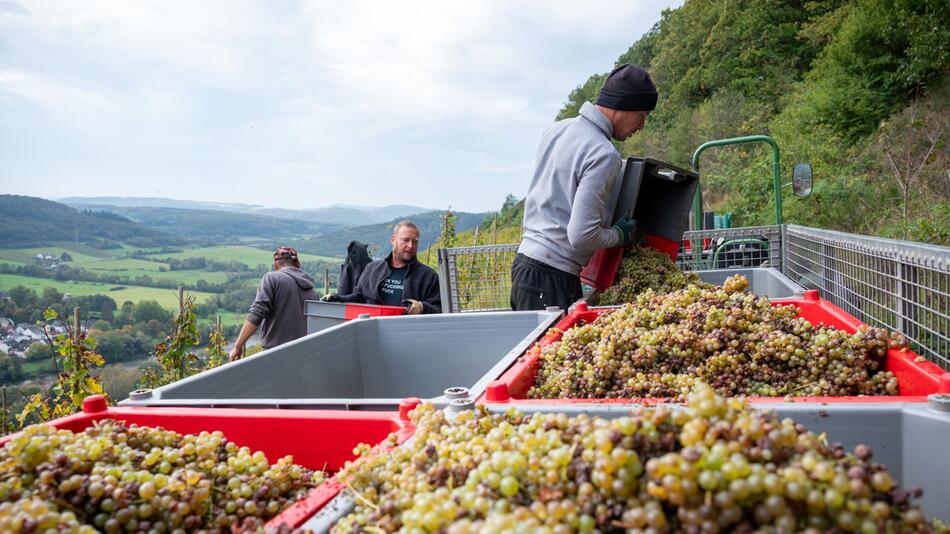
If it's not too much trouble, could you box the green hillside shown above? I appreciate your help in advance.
[559,0,949,244]
[65,204,340,243]
[0,195,184,249]
[430,1,949,255]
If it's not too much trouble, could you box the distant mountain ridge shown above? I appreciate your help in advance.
[288,210,488,258]
[38,195,491,255]
[59,196,258,212]
[61,196,433,227]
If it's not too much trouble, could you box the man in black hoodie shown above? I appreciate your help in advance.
[229,246,318,361]
[323,221,441,314]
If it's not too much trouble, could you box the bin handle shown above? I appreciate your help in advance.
[656,168,685,182]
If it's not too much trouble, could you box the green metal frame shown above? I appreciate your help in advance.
[690,135,783,228]
[710,238,769,269]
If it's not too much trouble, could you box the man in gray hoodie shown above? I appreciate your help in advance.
[511,63,657,311]
[228,246,318,361]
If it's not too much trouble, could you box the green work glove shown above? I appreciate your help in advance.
[611,217,637,247]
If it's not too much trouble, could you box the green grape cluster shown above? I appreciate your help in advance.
[0,498,96,534]
[531,275,907,399]
[0,420,323,533]
[331,384,944,533]
[599,246,710,306]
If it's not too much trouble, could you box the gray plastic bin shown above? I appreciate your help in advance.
[304,400,950,531]
[119,310,560,410]
[583,266,805,305]
[695,267,805,298]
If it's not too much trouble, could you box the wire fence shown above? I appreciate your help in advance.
[437,226,785,313]
[438,244,519,313]
[435,225,950,370]
[676,225,783,272]
[784,225,950,370]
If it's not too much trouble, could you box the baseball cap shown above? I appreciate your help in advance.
[273,246,299,260]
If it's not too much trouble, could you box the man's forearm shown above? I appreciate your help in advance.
[234,320,259,348]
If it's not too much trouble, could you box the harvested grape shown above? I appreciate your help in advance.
[532,275,906,399]
[599,244,710,306]
[331,384,945,533]
[0,420,323,532]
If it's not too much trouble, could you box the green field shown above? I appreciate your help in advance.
[0,274,216,309]
[77,258,230,285]
[0,246,108,265]
[0,243,339,314]
[21,359,56,378]
[0,245,234,286]
[215,310,246,326]
[150,246,339,267]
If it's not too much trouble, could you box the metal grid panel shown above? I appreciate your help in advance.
[784,225,950,369]
[437,227,784,312]
[676,225,783,271]
[438,244,519,313]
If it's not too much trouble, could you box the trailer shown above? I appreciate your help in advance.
[6,137,949,532]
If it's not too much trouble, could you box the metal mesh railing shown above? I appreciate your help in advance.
[676,225,783,272]
[784,225,950,369]
[437,226,949,369]
[438,244,519,313]
[437,226,786,312]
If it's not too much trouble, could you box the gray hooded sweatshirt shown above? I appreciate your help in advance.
[247,267,318,349]
[518,102,622,275]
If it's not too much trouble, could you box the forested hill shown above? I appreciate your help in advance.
[63,204,341,244]
[560,0,949,244]
[0,195,184,248]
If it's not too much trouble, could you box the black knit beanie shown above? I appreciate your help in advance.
[596,64,658,111]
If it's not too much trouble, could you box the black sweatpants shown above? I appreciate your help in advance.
[510,253,582,311]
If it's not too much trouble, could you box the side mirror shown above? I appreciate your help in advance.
[792,163,813,197]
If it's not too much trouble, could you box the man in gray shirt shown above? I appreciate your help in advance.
[511,64,657,310]
[229,246,318,360]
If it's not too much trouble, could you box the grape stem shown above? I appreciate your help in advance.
[562,442,578,479]
[788,381,818,393]
[345,485,380,513]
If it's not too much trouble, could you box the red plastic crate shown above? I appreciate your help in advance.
[0,395,417,530]
[341,302,407,320]
[306,301,406,321]
[481,290,950,405]
[580,234,681,291]
[305,301,408,335]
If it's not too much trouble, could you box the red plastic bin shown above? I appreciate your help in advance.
[482,290,950,405]
[0,395,417,530]
[581,234,681,291]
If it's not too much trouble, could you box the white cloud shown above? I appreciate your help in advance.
[0,69,120,114]
[0,0,683,211]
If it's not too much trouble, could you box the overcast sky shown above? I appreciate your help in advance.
[0,1,681,212]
